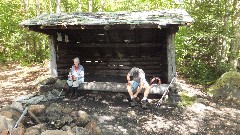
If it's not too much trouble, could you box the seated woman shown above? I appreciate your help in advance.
[67,57,84,98]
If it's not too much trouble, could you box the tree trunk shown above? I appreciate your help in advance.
[228,0,240,70]
[49,0,53,13]
[24,0,29,11]
[88,0,93,12]
[56,0,61,13]
[35,0,40,15]
[77,0,82,12]
[216,0,230,65]
[99,0,104,12]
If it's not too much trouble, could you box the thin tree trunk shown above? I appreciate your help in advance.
[77,0,82,12]
[216,0,229,65]
[35,0,40,15]
[24,0,29,11]
[221,0,230,60]
[228,0,240,70]
[56,0,61,13]
[88,0,93,12]
[99,0,104,12]
[49,0,53,13]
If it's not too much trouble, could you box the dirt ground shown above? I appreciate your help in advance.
[0,63,240,135]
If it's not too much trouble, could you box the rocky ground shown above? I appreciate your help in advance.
[0,63,240,135]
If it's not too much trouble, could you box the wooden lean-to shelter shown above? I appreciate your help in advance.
[20,9,193,93]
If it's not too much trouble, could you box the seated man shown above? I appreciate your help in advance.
[67,57,84,98]
[126,67,150,109]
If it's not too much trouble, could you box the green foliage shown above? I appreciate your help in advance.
[0,0,49,64]
[177,91,196,107]
[175,0,237,85]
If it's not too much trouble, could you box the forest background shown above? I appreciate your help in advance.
[0,0,239,85]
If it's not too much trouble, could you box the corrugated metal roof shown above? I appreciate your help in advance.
[20,9,194,26]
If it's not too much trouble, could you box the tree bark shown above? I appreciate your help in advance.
[56,0,61,13]
[77,0,82,12]
[99,0,104,12]
[88,0,93,12]
[24,0,29,11]
[49,0,53,13]
[228,0,240,70]
[35,0,40,15]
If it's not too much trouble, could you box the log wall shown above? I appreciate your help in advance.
[55,28,170,83]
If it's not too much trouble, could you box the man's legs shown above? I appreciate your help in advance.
[143,83,150,100]
[127,81,139,107]
[141,83,150,109]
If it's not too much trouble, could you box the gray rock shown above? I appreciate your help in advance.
[10,102,23,112]
[41,130,68,135]
[19,95,47,105]
[33,75,53,85]
[55,79,67,88]
[208,71,240,104]
[38,84,55,94]
[40,77,57,85]
[28,105,46,115]
[62,126,74,135]
[70,110,90,127]
[0,107,21,122]
[45,103,67,128]
[0,115,15,133]
[45,91,56,99]
[11,126,25,135]
[72,126,90,135]
[13,94,34,102]
[0,115,8,133]
[85,120,102,135]
[25,124,47,135]
[24,128,41,135]
[51,89,60,96]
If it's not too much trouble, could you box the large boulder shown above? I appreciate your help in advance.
[208,71,240,104]
[85,120,102,135]
[25,124,47,135]
[41,130,68,135]
[11,126,25,135]
[70,110,90,127]
[28,105,46,116]
[0,115,15,134]
[44,103,73,128]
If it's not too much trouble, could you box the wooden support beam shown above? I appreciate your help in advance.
[78,82,169,94]
[104,31,110,43]
[73,43,163,47]
[166,27,177,83]
[49,35,58,77]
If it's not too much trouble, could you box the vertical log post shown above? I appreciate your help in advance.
[49,35,58,77]
[167,27,177,83]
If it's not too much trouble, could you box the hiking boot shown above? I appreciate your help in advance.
[68,86,75,97]
[72,87,79,99]
[141,100,148,109]
[130,97,138,107]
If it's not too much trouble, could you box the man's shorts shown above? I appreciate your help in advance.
[130,80,148,92]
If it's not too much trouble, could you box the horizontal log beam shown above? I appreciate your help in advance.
[57,57,165,63]
[78,82,169,94]
[57,65,163,70]
[33,24,163,30]
[70,43,164,47]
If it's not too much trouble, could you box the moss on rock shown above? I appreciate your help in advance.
[208,71,240,104]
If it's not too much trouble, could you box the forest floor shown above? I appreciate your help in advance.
[0,63,240,135]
